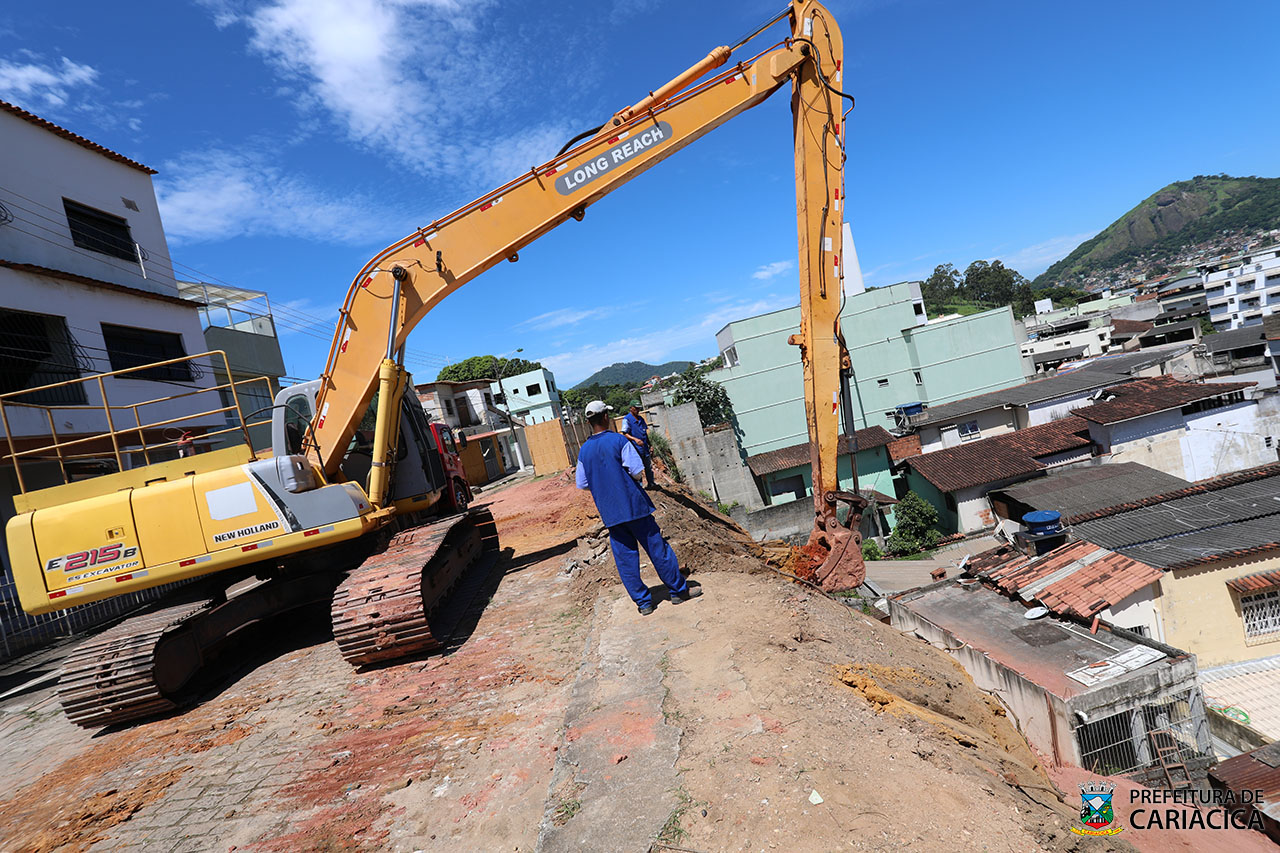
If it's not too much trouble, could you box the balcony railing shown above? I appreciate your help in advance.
[0,350,273,494]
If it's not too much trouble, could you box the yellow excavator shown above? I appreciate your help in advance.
[2,0,865,727]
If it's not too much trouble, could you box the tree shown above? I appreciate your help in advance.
[885,490,941,556]
[670,366,733,426]
[922,263,960,309]
[437,355,542,383]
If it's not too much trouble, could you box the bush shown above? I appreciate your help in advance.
[670,368,733,426]
[648,432,682,483]
[885,491,941,556]
[861,539,883,561]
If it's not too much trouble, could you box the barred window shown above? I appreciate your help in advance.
[1241,588,1280,642]
[64,198,136,261]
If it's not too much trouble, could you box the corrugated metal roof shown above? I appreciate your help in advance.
[0,99,156,174]
[745,426,894,477]
[996,462,1189,520]
[1205,325,1268,353]
[1074,466,1280,569]
[1209,743,1280,824]
[968,539,1162,619]
[1031,345,1088,365]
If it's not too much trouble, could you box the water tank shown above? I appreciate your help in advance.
[1022,510,1062,536]
[897,401,924,417]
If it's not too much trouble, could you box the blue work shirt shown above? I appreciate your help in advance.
[575,431,654,528]
[621,412,650,455]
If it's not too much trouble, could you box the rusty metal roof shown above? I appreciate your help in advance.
[0,99,156,174]
[968,539,1163,619]
[1209,742,1280,825]
[745,426,894,477]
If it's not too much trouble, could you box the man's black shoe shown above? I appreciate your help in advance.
[669,586,703,604]
[638,603,657,616]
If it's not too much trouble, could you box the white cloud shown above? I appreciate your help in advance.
[155,147,402,244]
[539,294,793,384]
[751,260,794,281]
[205,0,569,187]
[518,306,616,332]
[0,56,98,109]
[993,231,1098,277]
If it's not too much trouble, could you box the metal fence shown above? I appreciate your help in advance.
[0,568,183,661]
[1076,689,1210,779]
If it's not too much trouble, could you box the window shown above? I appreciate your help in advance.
[1241,588,1280,641]
[64,198,136,261]
[0,308,88,403]
[958,419,981,440]
[100,324,192,381]
[944,493,956,511]
[1266,436,1274,449]
[443,398,454,415]
[913,302,925,316]
[913,371,922,386]
[876,378,889,388]
[483,392,493,406]
[283,394,312,454]
[439,428,457,454]
[1125,625,1150,638]
[722,346,739,367]
[526,383,541,396]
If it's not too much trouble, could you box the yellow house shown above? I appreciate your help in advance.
[1072,465,1280,669]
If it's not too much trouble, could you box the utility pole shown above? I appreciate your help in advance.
[494,351,527,470]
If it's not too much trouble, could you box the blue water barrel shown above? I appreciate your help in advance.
[898,402,924,416]
[1022,510,1062,536]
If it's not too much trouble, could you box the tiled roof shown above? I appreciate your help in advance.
[967,539,1163,619]
[904,416,1094,493]
[887,433,922,463]
[911,345,1189,425]
[1226,567,1280,594]
[1070,376,1254,425]
[1073,464,1280,569]
[0,99,156,174]
[1110,318,1153,335]
[994,462,1189,521]
[745,426,894,477]
[0,260,198,307]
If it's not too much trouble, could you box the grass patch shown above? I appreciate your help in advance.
[552,798,582,826]
[655,785,704,846]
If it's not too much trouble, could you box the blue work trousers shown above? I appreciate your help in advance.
[608,515,688,607]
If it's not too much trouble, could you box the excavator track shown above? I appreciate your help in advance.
[331,507,498,667]
[57,598,213,729]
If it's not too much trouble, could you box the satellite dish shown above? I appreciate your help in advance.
[1025,606,1050,620]
[1173,363,1193,380]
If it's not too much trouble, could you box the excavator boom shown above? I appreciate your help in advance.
[310,2,864,587]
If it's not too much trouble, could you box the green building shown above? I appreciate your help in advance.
[708,281,1028,510]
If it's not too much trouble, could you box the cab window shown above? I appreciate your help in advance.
[439,428,457,454]
[284,394,313,454]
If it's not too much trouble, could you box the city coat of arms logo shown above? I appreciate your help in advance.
[1071,781,1124,836]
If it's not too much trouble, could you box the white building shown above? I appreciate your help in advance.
[0,100,214,489]
[1071,376,1279,481]
[1204,247,1280,332]
[492,367,562,425]
[0,99,214,655]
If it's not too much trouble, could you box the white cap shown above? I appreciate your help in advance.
[585,400,613,416]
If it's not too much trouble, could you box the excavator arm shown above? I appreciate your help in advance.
[312,1,864,589]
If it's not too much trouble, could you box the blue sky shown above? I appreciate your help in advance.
[3,1,1278,385]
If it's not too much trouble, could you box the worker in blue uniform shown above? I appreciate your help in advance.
[576,400,702,615]
[620,401,656,489]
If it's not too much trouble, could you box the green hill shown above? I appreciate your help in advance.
[574,360,693,389]
[1034,175,1280,286]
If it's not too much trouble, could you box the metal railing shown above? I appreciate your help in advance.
[0,350,273,493]
[1076,689,1208,779]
